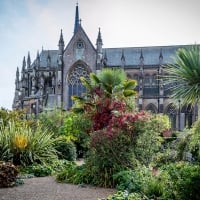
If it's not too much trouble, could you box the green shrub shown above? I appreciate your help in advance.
[86,130,137,188]
[59,112,91,158]
[55,137,77,161]
[188,119,200,162]
[113,167,152,193]
[38,108,64,137]
[0,121,58,166]
[0,161,19,187]
[49,159,70,173]
[20,164,53,177]
[103,190,149,200]
[57,162,81,183]
[161,162,200,200]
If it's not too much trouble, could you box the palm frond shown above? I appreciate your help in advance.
[163,44,200,106]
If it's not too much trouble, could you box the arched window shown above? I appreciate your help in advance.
[182,105,193,128]
[166,104,176,130]
[68,64,90,107]
[145,103,157,113]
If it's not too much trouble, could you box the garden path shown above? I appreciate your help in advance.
[0,176,115,200]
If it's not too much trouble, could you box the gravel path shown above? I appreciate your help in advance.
[0,176,115,200]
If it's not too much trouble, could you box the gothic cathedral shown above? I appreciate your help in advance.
[12,4,197,130]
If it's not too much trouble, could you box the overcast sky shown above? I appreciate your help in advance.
[0,0,200,110]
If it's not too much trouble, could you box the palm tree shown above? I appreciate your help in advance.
[72,68,137,109]
[72,68,137,131]
[164,45,200,106]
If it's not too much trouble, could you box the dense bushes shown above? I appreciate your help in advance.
[106,162,200,200]
[55,137,77,161]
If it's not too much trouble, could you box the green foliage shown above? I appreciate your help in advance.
[55,137,77,161]
[0,109,25,129]
[160,162,200,200]
[38,108,64,136]
[59,112,91,157]
[113,167,152,193]
[188,118,200,162]
[103,190,149,200]
[56,162,91,184]
[133,114,169,166]
[21,164,53,177]
[0,126,11,161]
[0,121,58,166]
[0,161,19,187]
[163,44,200,105]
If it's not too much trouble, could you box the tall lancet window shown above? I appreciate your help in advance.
[166,104,176,130]
[68,64,90,107]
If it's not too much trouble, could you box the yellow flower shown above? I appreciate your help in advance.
[13,134,28,150]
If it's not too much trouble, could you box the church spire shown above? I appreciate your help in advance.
[74,2,80,34]
[96,28,103,53]
[58,29,64,54]
[96,28,103,44]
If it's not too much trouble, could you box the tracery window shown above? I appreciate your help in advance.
[68,64,89,107]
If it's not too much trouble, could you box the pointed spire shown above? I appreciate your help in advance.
[58,29,64,54]
[159,48,163,61]
[121,50,126,68]
[96,27,103,45]
[36,50,40,68]
[121,49,125,61]
[16,67,19,79]
[58,29,64,45]
[27,52,31,68]
[96,28,103,54]
[140,49,144,61]
[74,2,80,34]
[22,56,26,71]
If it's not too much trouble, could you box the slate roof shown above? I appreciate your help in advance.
[103,45,190,67]
[32,50,59,68]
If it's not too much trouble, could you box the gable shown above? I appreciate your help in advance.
[63,26,97,72]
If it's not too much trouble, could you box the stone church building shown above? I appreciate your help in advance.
[12,4,197,130]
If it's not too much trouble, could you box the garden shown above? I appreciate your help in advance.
[1,45,200,200]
